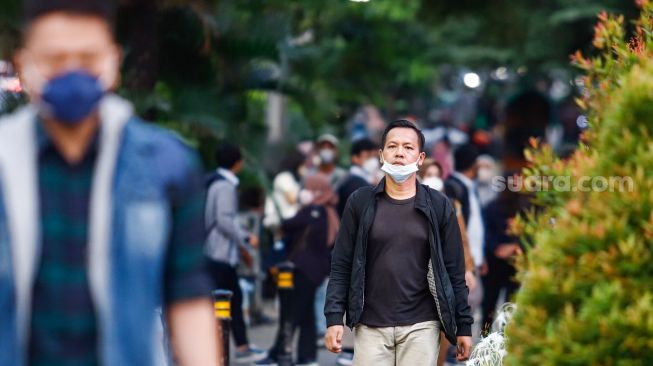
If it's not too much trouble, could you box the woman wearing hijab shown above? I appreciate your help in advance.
[257,173,339,366]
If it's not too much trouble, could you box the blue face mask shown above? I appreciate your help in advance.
[41,70,105,125]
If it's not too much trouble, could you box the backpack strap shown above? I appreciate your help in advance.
[205,172,227,234]
[205,171,226,188]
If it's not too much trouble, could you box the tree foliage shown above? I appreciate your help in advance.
[505,2,653,364]
[0,0,639,162]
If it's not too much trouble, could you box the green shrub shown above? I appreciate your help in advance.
[505,3,653,365]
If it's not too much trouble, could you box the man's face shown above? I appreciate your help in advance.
[381,127,425,166]
[15,12,120,100]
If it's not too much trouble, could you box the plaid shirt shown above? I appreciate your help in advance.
[28,122,212,366]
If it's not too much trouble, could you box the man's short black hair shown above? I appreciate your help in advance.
[381,119,425,152]
[215,144,242,170]
[454,143,480,172]
[350,138,378,157]
[23,0,116,34]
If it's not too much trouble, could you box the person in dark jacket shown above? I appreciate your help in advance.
[337,138,379,216]
[481,173,531,330]
[257,174,340,366]
[324,120,473,366]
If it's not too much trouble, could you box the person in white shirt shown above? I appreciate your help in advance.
[263,151,305,230]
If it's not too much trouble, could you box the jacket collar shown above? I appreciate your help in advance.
[373,177,431,212]
[216,167,239,186]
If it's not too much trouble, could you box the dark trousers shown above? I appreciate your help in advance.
[208,260,249,347]
[481,256,519,330]
[269,270,318,362]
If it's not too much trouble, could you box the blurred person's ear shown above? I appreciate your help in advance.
[233,159,244,174]
[104,45,123,91]
[13,50,29,94]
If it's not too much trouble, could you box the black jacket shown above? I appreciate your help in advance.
[324,179,473,344]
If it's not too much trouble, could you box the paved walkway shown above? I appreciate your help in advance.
[226,300,470,366]
[230,322,341,366]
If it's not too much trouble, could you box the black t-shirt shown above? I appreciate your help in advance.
[360,193,437,327]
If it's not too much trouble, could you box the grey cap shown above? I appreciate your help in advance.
[316,133,339,146]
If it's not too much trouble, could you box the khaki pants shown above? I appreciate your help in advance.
[353,320,440,366]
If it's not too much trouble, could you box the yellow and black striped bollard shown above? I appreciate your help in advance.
[276,262,295,366]
[212,289,233,366]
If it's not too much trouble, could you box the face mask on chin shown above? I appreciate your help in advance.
[380,156,420,183]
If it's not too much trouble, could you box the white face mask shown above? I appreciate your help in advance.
[362,157,380,175]
[423,176,444,191]
[477,167,494,184]
[319,149,336,164]
[380,156,420,183]
[298,189,315,206]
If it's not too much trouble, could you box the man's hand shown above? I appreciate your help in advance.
[240,247,254,268]
[494,243,522,259]
[168,298,219,366]
[464,270,476,291]
[456,336,472,361]
[325,325,344,353]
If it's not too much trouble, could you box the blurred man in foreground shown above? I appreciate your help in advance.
[0,1,218,365]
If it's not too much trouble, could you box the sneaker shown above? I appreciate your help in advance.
[234,346,267,363]
[252,356,277,366]
[336,351,354,366]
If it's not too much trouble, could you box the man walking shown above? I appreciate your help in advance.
[204,143,266,363]
[336,138,379,217]
[444,143,485,271]
[0,1,218,365]
[324,120,473,365]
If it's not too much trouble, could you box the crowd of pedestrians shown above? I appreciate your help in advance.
[0,1,554,366]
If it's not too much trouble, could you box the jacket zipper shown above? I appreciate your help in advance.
[428,244,445,330]
[359,200,375,319]
[422,203,449,336]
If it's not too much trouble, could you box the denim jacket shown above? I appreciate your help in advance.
[0,95,198,365]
